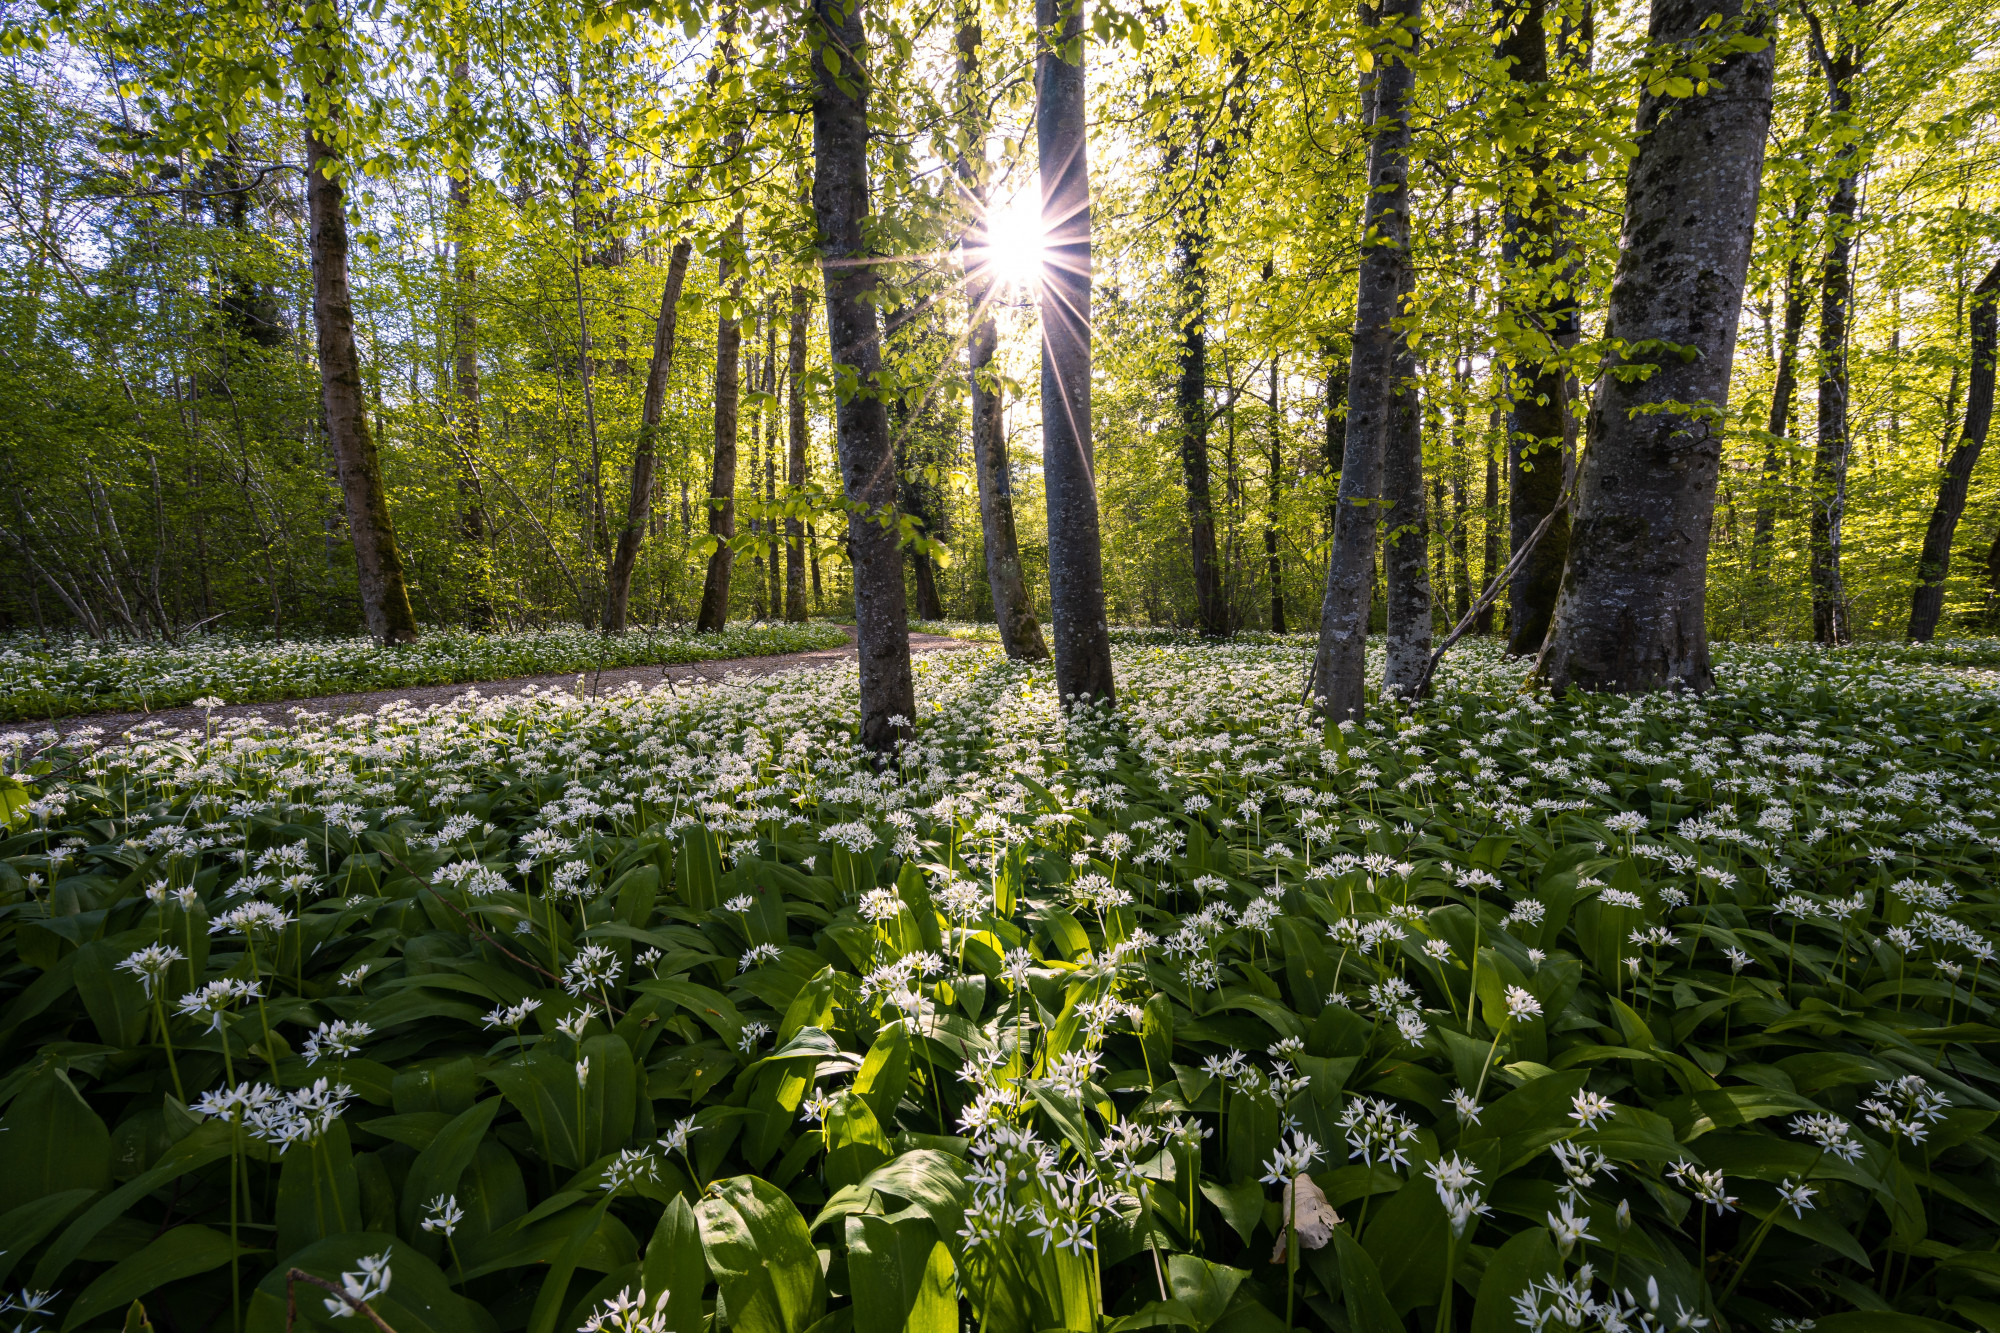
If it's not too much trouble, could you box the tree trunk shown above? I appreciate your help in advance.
[812,0,915,751]
[894,401,947,621]
[1381,344,1432,696]
[1266,353,1285,633]
[605,239,692,631]
[1477,415,1499,634]
[954,14,1047,659]
[1750,223,1812,581]
[1309,0,1416,718]
[303,32,418,646]
[446,53,490,627]
[1809,36,1858,644]
[1908,260,2000,640]
[1036,0,1116,704]
[1533,0,1773,693]
[1174,203,1224,636]
[784,283,812,623]
[764,312,782,619]
[695,227,743,632]
[1496,0,1573,657]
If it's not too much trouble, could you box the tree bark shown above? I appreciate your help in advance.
[1908,261,1999,640]
[1309,0,1417,718]
[1036,0,1116,704]
[1808,24,1858,645]
[954,13,1047,660]
[812,0,915,752]
[605,239,692,632]
[1750,248,1811,579]
[1477,414,1500,634]
[784,283,812,623]
[1496,0,1573,657]
[1173,191,1224,636]
[894,401,947,621]
[1266,353,1285,633]
[1533,0,1773,693]
[303,28,419,646]
[695,226,744,632]
[1381,343,1432,696]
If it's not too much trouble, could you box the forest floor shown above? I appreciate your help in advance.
[48,625,971,738]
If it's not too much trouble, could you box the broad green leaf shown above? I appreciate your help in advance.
[822,1092,890,1191]
[0,1067,110,1205]
[844,1214,955,1333]
[63,1225,246,1332]
[1332,1227,1399,1329]
[696,1176,825,1333]
[1167,1253,1247,1331]
[400,1097,500,1254]
[853,1019,912,1128]
[277,1120,363,1254]
[245,1233,485,1333]
[1471,1226,1558,1333]
[642,1196,708,1333]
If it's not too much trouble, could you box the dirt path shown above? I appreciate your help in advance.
[52,628,973,738]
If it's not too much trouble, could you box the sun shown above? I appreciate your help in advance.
[975,189,1045,294]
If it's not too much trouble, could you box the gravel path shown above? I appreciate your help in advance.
[50,628,973,738]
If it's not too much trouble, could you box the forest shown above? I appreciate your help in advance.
[6,0,2000,1331]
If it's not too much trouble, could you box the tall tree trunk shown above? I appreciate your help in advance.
[1534,0,1773,692]
[1174,197,1224,636]
[605,240,692,631]
[1750,249,1810,579]
[1477,415,1499,634]
[1310,0,1416,718]
[954,9,1047,659]
[303,27,418,646]
[764,313,781,619]
[1381,345,1432,696]
[445,53,490,627]
[1908,261,2000,639]
[1451,471,1471,619]
[1808,27,1858,645]
[894,402,947,621]
[784,283,812,623]
[1036,0,1115,703]
[1496,0,1573,657]
[1321,340,1347,554]
[812,0,915,751]
[1266,353,1285,633]
[695,227,744,632]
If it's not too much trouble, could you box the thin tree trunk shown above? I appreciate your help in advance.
[446,52,490,627]
[1266,353,1285,633]
[1751,249,1811,579]
[1496,0,1572,657]
[784,282,811,623]
[1174,186,1224,635]
[1534,0,1773,692]
[695,226,743,632]
[1382,343,1432,696]
[1037,0,1115,703]
[1808,26,1859,645]
[812,0,915,751]
[303,26,418,646]
[1477,414,1500,634]
[1908,261,1999,640]
[954,11,1047,659]
[764,311,781,619]
[604,238,692,632]
[1310,0,1416,718]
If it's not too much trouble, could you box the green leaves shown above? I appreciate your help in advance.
[63,1227,246,1332]
[696,1177,826,1333]
[0,1067,110,1203]
[844,1215,954,1333]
